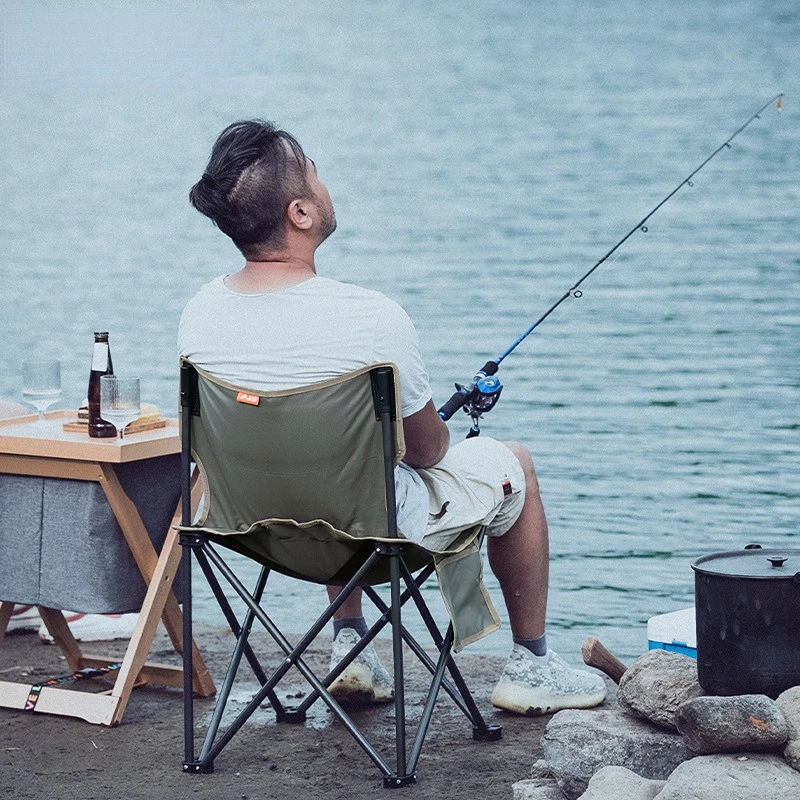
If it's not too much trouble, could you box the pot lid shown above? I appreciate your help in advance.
[692,545,800,578]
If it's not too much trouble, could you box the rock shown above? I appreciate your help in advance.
[675,694,788,754]
[512,780,567,800]
[656,753,800,799]
[541,709,694,799]
[777,686,800,771]
[618,649,704,730]
[513,761,563,798]
[531,758,553,778]
[576,765,665,799]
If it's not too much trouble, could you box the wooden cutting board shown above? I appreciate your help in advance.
[62,418,167,435]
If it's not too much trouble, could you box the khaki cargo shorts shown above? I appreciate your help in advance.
[415,436,526,552]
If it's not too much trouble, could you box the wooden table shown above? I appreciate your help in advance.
[0,410,215,725]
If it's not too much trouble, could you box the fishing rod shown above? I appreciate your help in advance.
[438,93,784,437]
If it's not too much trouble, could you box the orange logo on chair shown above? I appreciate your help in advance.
[236,392,260,406]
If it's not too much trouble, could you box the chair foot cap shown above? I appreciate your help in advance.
[183,760,214,774]
[278,706,307,724]
[473,724,503,742]
[383,774,417,789]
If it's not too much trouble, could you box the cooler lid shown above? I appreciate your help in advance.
[692,545,800,578]
[647,607,697,648]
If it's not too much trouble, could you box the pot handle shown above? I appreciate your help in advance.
[744,543,763,550]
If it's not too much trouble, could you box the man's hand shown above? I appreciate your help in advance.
[402,399,450,468]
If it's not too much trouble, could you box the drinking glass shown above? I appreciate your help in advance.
[22,359,62,422]
[100,375,141,439]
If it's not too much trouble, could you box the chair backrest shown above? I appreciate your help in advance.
[180,360,417,582]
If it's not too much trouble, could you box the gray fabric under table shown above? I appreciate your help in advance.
[0,453,183,613]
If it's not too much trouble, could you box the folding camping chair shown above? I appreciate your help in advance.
[177,360,502,787]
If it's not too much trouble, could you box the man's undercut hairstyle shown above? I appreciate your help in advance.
[189,120,309,257]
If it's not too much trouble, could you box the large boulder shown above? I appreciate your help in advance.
[656,753,800,799]
[675,694,788,754]
[576,765,665,799]
[776,686,800,771]
[618,649,704,730]
[541,709,693,799]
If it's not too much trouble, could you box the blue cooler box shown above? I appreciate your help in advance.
[647,607,696,658]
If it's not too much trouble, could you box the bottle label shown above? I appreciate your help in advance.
[91,343,109,372]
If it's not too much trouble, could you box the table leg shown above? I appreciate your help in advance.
[0,456,214,725]
[0,601,122,724]
[153,470,204,656]
[97,464,214,717]
[36,607,85,671]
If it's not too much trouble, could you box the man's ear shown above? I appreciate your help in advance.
[287,198,313,231]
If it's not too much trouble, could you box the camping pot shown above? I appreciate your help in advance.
[692,544,800,698]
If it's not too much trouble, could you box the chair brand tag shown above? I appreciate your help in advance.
[236,392,260,406]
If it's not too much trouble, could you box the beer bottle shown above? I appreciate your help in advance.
[88,331,116,438]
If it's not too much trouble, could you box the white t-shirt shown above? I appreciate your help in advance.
[178,275,430,541]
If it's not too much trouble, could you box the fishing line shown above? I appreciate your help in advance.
[438,94,784,435]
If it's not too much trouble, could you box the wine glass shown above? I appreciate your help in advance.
[100,375,141,440]
[22,359,62,423]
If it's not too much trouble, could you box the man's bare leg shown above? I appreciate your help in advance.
[489,441,605,715]
[487,441,549,640]
[330,440,548,636]
[326,585,363,620]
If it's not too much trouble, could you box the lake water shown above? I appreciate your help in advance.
[1,0,798,664]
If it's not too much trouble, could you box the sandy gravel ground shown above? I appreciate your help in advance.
[0,624,602,800]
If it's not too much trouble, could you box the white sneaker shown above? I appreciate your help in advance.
[38,612,139,643]
[5,604,40,633]
[328,628,394,704]
[491,645,607,716]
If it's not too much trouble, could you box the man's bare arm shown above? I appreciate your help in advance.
[402,399,450,468]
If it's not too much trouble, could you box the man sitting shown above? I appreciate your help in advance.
[178,120,606,716]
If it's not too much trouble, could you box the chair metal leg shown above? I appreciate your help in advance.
[197,564,270,760]
[183,534,496,784]
[406,625,454,774]
[290,551,406,716]
[181,536,195,767]
[187,546,301,769]
[194,551,285,716]
[384,546,415,788]
[292,557,423,718]
[362,581,474,721]
[180,534,214,774]
[196,544,402,779]
[399,561,502,742]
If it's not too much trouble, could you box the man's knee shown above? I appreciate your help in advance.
[502,440,537,487]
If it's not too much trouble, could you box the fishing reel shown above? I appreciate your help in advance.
[438,361,503,437]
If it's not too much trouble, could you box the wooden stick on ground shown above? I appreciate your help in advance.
[582,636,628,684]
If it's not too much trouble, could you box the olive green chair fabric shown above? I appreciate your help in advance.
[180,360,499,650]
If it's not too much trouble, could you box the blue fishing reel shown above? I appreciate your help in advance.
[471,374,503,413]
[438,361,503,437]
[464,374,503,437]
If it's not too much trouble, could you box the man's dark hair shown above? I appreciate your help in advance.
[189,120,309,257]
